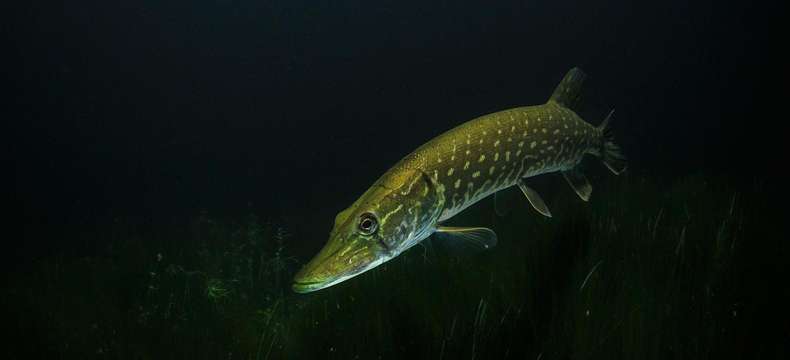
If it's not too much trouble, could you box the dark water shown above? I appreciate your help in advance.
[5,1,785,358]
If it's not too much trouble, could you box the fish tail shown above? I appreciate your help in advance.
[596,109,627,175]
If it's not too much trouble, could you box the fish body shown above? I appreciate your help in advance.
[409,102,599,222]
[293,68,626,293]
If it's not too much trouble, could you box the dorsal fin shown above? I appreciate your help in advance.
[548,67,586,111]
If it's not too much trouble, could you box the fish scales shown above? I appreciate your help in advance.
[398,103,600,221]
[292,68,626,293]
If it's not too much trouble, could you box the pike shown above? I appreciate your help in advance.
[293,68,626,293]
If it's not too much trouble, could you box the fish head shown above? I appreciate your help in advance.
[293,168,443,293]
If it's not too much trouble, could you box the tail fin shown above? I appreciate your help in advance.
[597,109,627,175]
[548,67,586,111]
[551,68,626,174]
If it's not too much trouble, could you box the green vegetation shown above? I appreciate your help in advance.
[7,175,774,359]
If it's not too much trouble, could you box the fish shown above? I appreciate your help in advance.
[292,67,626,293]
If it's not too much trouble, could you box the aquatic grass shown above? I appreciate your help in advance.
[5,175,773,359]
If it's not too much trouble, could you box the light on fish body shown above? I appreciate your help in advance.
[293,68,626,293]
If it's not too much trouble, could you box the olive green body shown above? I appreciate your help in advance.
[394,101,601,222]
[293,101,601,293]
[292,68,623,293]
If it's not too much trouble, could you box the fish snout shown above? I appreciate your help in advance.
[292,251,334,293]
[292,236,380,293]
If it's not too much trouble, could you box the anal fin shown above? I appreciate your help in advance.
[433,226,497,252]
[517,179,552,217]
[562,168,592,202]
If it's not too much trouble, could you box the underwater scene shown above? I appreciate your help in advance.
[6,1,785,359]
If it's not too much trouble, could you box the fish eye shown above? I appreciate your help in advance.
[358,213,378,235]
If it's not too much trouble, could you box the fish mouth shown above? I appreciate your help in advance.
[291,245,348,294]
[292,230,396,294]
[291,261,363,294]
[291,270,354,294]
[292,245,387,294]
[292,265,375,294]
[291,279,327,294]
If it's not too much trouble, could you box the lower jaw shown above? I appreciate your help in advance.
[292,263,382,294]
[292,273,352,293]
[292,281,326,293]
[291,282,327,294]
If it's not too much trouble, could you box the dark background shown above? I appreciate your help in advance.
[5,0,783,269]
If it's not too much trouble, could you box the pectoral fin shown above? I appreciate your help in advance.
[562,168,592,202]
[517,179,552,217]
[433,226,498,252]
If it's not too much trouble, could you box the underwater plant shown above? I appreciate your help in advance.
[6,176,776,359]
